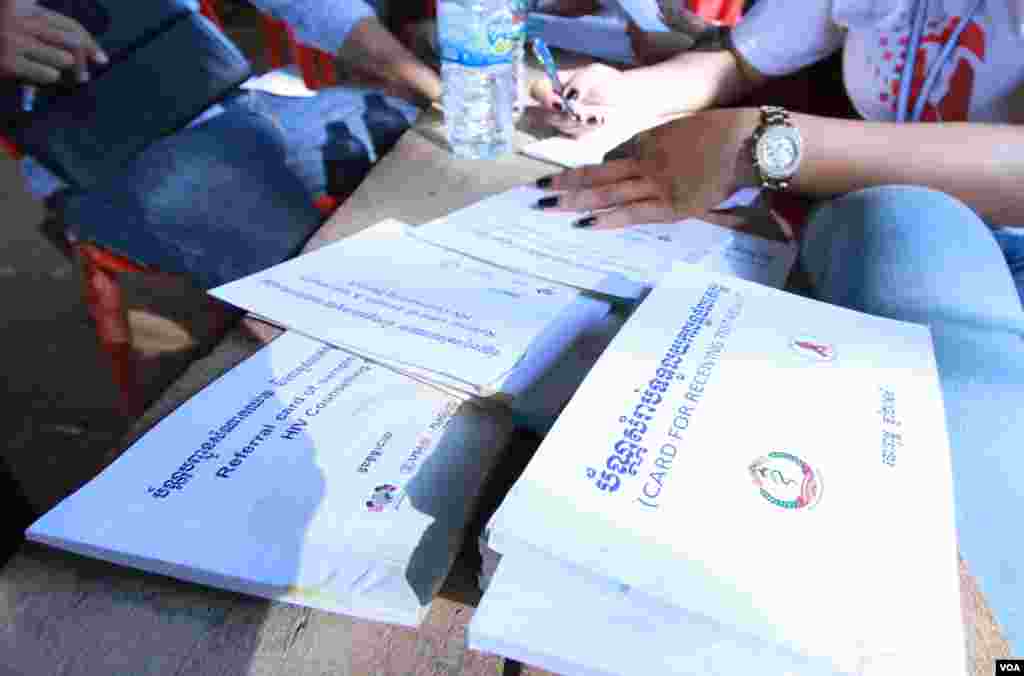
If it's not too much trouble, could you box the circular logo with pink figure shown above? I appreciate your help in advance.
[366,484,399,512]
[749,452,823,510]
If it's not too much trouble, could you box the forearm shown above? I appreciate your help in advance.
[249,0,373,53]
[789,114,1024,224]
[339,16,441,104]
[623,48,761,116]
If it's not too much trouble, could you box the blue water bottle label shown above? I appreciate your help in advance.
[438,2,526,66]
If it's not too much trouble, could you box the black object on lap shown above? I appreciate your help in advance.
[10,0,251,190]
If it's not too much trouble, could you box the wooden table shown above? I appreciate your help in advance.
[0,107,1012,675]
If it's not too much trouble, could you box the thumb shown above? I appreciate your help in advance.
[529,67,582,110]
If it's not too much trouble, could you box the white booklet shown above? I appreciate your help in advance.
[210,219,610,398]
[27,331,513,627]
[413,187,796,299]
[486,264,966,674]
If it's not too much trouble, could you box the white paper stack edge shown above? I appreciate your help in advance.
[28,331,515,626]
[210,220,614,405]
[471,264,967,675]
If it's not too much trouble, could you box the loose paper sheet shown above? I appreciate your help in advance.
[210,219,586,394]
[28,332,511,626]
[487,263,966,673]
[519,113,675,169]
[412,187,796,299]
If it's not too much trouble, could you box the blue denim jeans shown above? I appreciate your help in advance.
[47,83,419,289]
[801,185,1024,653]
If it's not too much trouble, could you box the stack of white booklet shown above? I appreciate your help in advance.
[414,187,796,299]
[28,331,514,626]
[210,218,612,403]
[471,264,967,675]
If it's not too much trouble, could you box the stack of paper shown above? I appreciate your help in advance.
[470,264,968,675]
[210,219,611,402]
[28,331,514,626]
[414,187,796,298]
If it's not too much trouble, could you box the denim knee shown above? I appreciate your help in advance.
[798,185,1011,322]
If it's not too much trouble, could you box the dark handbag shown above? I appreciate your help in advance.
[9,1,252,189]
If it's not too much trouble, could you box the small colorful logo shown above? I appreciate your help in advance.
[749,452,822,510]
[366,484,399,512]
[789,336,836,362]
[486,10,524,56]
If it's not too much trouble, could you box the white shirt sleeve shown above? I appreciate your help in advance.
[730,0,845,77]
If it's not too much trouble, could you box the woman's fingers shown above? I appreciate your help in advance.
[13,53,60,84]
[575,199,679,230]
[529,67,582,112]
[544,159,645,190]
[20,35,75,70]
[30,8,106,65]
[541,177,663,212]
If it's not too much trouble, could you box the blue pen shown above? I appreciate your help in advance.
[530,37,580,120]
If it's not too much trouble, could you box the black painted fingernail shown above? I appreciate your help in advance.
[553,101,564,111]
[586,115,598,125]
[536,176,554,189]
[536,196,559,209]
[573,216,597,228]
[565,89,579,101]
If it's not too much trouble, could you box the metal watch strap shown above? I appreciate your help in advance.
[754,105,794,191]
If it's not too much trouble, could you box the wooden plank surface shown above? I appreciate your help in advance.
[2,99,1011,675]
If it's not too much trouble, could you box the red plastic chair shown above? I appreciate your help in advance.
[257,14,342,216]
[0,1,244,417]
[687,0,743,26]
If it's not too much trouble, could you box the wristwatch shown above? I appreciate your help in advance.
[751,106,803,191]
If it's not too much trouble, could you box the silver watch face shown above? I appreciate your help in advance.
[756,125,803,180]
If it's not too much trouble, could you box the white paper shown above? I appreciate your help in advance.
[240,66,317,98]
[702,229,797,289]
[712,187,761,211]
[520,114,672,169]
[28,332,513,626]
[487,264,966,673]
[210,219,588,396]
[412,187,795,299]
[471,552,843,676]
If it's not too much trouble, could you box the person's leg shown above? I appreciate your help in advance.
[229,85,420,200]
[63,107,323,289]
[801,185,1024,652]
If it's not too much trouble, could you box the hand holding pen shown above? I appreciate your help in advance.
[527,47,630,135]
[0,0,108,95]
[530,37,580,122]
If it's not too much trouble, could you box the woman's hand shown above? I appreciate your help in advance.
[340,16,442,107]
[0,1,106,85]
[534,107,760,228]
[528,62,632,136]
[627,21,696,66]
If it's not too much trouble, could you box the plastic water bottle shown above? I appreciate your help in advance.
[438,0,527,158]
